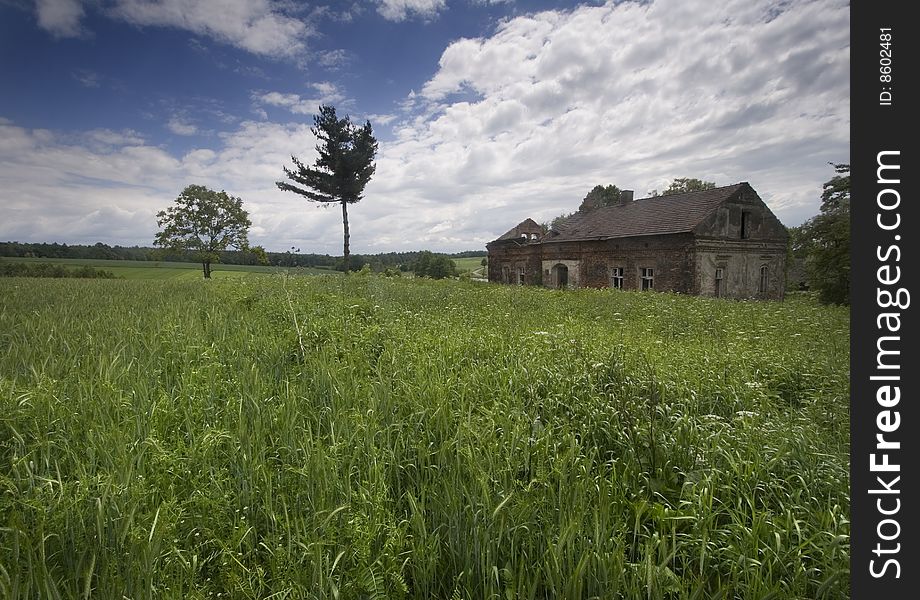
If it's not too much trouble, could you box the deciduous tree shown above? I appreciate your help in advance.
[653,178,717,196]
[154,185,252,279]
[798,163,850,304]
[578,184,622,211]
[277,105,378,273]
[546,184,625,232]
[412,251,457,279]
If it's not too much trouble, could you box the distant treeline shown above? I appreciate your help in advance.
[0,242,485,273]
[1,261,117,279]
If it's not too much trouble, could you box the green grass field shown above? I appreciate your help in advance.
[0,257,333,279]
[0,276,849,598]
[451,256,487,275]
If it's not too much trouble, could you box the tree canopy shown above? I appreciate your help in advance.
[412,251,457,279]
[578,184,622,211]
[544,183,624,232]
[653,178,717,196]
[154,184,252,278]
[795,163,850,304]
[277,104,378,273]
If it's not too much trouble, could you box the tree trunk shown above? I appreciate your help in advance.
[202,261,211,278]
[341,200,350,274]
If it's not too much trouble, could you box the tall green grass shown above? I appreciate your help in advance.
[0,276,849,598]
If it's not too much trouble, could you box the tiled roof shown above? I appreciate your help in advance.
[544,183,747,243]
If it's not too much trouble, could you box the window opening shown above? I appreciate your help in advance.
[610,267,624,289]
[641,267,654,290]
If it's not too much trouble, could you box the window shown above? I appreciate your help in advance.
[715,267,723,298]
[517,266,525,285]
[610,267,624,289]
[641,267,654,290]
[759,265,768,294]
[741,211,750,239]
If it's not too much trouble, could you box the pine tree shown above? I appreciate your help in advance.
[277,105,378,273]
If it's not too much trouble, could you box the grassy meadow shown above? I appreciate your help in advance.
[451,257,487,277]
[0,275,849,598]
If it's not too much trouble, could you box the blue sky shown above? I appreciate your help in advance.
[0,0,849,254]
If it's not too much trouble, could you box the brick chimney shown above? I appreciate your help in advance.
[619,190,634,205]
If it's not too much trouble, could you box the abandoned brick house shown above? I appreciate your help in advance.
[486,182,788,299]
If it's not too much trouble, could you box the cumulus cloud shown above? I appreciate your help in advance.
[84,128,147,149]
[32,0,313,58]
[109,0,313,58]
[34,0,85,37]
[0,118,326,248]
[375,0,446,22]
[0,123,169,245]
[7,0,849,254]
[366,113,397,126]
[166,117,198,136]
[316,48,351,70]
[310,3,364,24]
[370,0,849,246]
[254,82,348,116]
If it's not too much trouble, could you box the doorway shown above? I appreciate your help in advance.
[552,263,569,289]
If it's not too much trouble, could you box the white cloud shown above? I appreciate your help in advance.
[375,0,446,22]
[32,0,313,58]
[366,113,397,126]
[308,3,364,24]
[0,112,369,253]
[0,114,380,253]
[316,48,351,70]
[254,82,347,115]
[367,0,849,248]
[34,0,85,37]
[5,0,849,254]
[109,0,314,58]
[84,128,147,149]
[166,117,198,136]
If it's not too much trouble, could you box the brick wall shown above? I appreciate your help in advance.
[488,233,787,299]
[540,234,696,292]
[487,241,543,285]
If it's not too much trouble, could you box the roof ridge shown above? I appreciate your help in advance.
[631,182,746,203]
[539,183,747,243]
